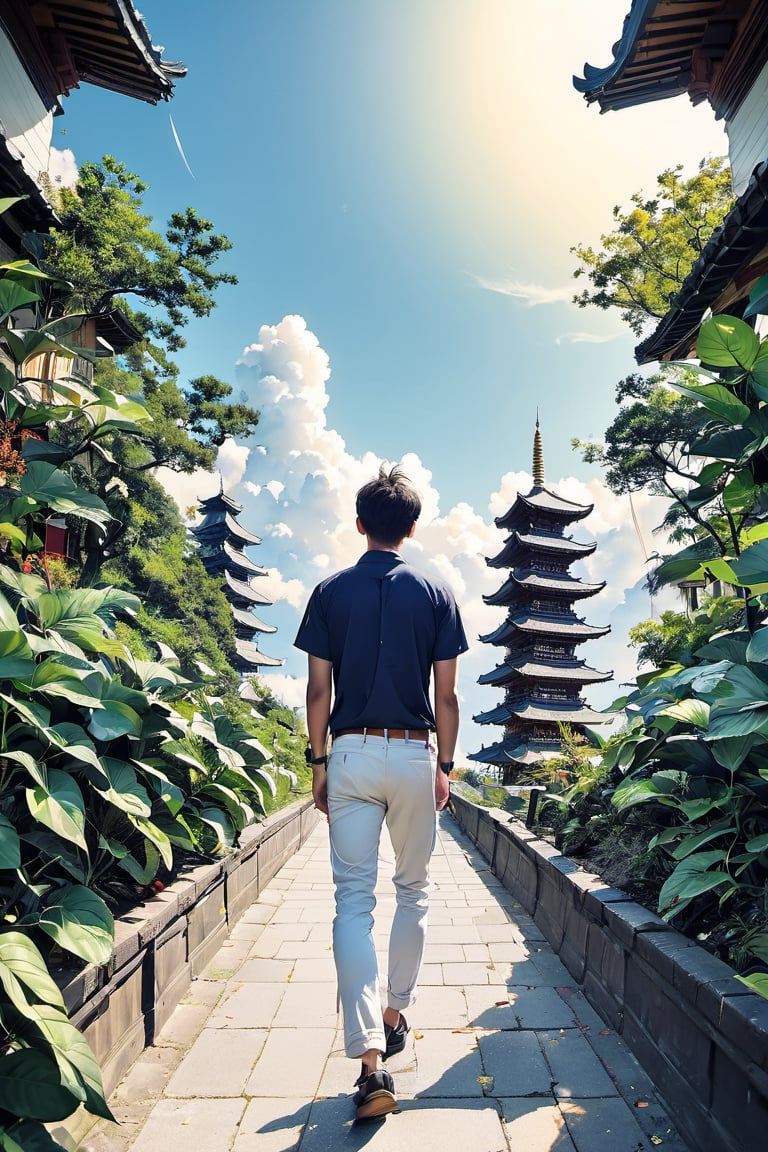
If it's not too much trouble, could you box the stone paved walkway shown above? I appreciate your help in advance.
[84,816,690,1152]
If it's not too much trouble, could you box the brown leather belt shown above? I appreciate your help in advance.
[333,727,431,741]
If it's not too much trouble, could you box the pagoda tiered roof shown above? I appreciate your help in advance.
[471,422,611,781]
[233,640,283,671]
[482,612,610,644]
[193,511,262,548]
[225,571,273,607]
[194,487,280,671]
[488,530,596,569]
[495,487,593,532]
[484,571,605,606]
[477,657,611,688]
[468,737,564,767]
[232,605,277,635]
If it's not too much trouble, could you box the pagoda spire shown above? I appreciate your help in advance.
[532,412,545,488]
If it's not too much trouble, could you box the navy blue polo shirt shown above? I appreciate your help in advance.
[294,550,468,732]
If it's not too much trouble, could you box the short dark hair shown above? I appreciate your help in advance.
[356,465,421,546]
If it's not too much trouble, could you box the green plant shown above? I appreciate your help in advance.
[0,200,283,1150]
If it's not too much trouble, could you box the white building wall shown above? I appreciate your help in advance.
[727,57,768,195]
[0,24,54,185]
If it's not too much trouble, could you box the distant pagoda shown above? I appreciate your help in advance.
[192,489,283,673]
[470,421,611,784]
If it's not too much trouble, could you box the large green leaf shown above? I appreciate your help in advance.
[658,850,730,919]
[0,1048,80,1121]
[0,931,65,1012]
[659,699,710,728]
[0,628,33,680]
[2,1120,72,1151]
[697,315,760,369]
[744,273,768,320]
[26,769,87,851]
[38,884,114,965]
[19,462,111,526]
[735,972,768,1000]
[135,760,185,815]
[18,1003,113,1121]
[730,539,768,587]
[87,699,142,741]
[97,759,152,817]
[3,750,48,789]
[670,380,751,424]
[0,279,41,320]
[0,813,21,869]
[128,815,174,869]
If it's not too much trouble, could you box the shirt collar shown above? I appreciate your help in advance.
[356,550,404,568]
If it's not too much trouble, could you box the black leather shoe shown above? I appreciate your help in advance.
[353,1066,398,1120]
[383,1013,409,1060]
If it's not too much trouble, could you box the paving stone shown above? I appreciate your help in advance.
[477,923,523,943]
[233,1098,312,1151]
[276,939,335,959]
[229,920,267,941]
[271,982,340,1028]
[154,1002,211,1048]
[165,1028,267,1097]
[500,1097,578,1151]
[208,982,287,1028]
[463,943,492,963]
[411,985,468,1028]
[442,961,495,985]
[413,1029,486,1097]
[112,1045,183,1102]
[290,957,337,982]
[236,958,295,982]
[464,985,519,1030]
[299,1097,506,1152]
[487,941,529,963]
[417,963,445,984]
[245,1027,335,1097]
[423,943,465,964]
[128,1097,246,1152]
[478,1030,553,1096]
[530,951,577,985]
[426,924,482,945]
[508,987,577,1029]
[179,977,223,1007]
[241,903,277,922]
[537,1031,618,1098]
[559,1097,649,1152]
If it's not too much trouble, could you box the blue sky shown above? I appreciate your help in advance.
[53,1,729,750]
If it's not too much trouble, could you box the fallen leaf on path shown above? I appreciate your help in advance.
[635,1101,650,1108]
[599,1029,611,1035]
[650,1138,663,1145]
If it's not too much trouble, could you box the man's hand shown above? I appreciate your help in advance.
[313,766,329,817]
[435,769,450,812]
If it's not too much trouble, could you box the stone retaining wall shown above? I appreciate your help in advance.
[450,794,768,1152]
[61,798,319,1101]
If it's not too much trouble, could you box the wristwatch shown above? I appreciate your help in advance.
[439,761,454,776]
[304,747,328,767]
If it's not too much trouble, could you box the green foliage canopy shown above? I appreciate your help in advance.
[572,157,734,336]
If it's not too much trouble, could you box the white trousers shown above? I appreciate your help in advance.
[327,733,437,1058]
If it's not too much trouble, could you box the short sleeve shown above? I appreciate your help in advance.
[294,585,332,660]
[432,589,469,661]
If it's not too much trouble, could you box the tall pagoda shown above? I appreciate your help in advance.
[470,422,611,783]
[192,489,283,673]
